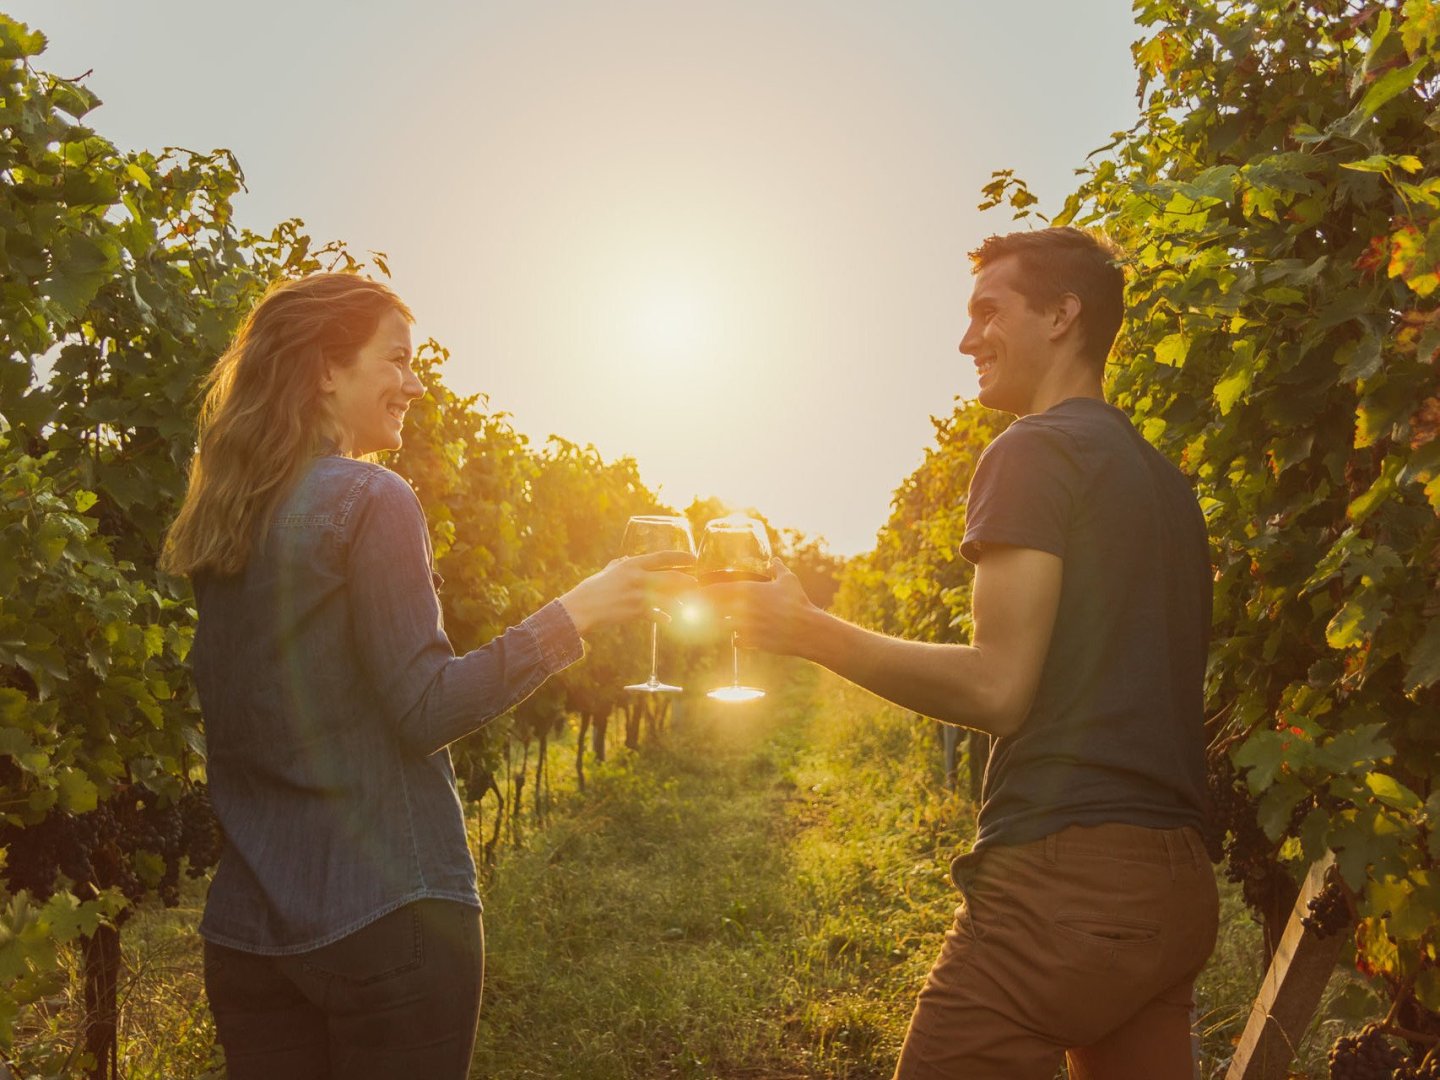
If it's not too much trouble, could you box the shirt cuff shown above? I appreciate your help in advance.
[525,599,586,674]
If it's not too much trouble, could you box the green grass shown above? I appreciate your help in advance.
[30,660,1365,1079]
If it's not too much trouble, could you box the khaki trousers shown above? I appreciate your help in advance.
[894,822,1219,1080]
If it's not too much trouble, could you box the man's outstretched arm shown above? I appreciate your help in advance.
[717,544,1062,738]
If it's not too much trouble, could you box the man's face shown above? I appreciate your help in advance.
[958,255,1054,416]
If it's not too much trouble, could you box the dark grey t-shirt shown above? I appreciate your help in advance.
[961,397,1210,849]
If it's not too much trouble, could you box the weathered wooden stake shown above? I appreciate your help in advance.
[1224,851,1343,1080]
[938,720,961,789]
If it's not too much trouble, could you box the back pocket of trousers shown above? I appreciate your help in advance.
[301,906,423,985]
[1054,911,1160,945]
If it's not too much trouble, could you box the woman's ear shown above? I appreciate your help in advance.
[317,359,337,394]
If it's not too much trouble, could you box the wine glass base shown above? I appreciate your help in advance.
[626,679,683,694]
[706,685,765,703]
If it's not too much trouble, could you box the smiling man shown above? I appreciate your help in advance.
[716,227,1218,1079]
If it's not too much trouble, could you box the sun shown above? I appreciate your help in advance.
[631,281,712,357]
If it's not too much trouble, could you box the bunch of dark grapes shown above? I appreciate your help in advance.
[1412,1053,1440,1080]
[1328,1024,1405,1078]
[1205,749,1281,909]
[134,792,185,905]
[0,810,97,901]
[178,784,224,879]
[0,784,223,909]
[1303,880,1352,939]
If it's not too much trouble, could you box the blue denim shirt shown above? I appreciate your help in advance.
[192,454,583,955]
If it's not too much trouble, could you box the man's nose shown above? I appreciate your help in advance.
[958,322,980,357]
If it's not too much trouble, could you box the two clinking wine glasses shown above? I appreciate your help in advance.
[620,514,771,702]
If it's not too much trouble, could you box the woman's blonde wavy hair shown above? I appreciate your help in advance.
[161,273,413,578]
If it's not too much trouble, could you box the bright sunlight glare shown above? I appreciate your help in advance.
[632,281,712,357]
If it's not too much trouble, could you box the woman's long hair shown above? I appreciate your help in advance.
[161,273,413,578]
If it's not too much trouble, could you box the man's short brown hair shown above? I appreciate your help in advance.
[969,227,1125,368]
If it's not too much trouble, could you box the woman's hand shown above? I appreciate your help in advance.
[557,552,696,637]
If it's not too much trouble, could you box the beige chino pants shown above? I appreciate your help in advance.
[893,822,1219,1080]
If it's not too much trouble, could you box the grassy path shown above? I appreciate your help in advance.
[471,662,971,1080]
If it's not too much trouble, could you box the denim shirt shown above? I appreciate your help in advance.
[192,454,583,955]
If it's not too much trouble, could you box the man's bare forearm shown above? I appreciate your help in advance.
[794,605,1023,736]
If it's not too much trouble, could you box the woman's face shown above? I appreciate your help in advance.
[320,307,422,456]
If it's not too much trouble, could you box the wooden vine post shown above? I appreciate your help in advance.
[1224,852,1343,1080]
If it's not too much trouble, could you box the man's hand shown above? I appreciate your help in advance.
[705,557,817,657]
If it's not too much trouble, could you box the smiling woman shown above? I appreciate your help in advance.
[320,307,424,456]
[157,272,697,1080]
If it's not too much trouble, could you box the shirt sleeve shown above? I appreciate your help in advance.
[961,419,1082,565]
[344,468,585,757]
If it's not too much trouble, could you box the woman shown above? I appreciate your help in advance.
[162,273,689,1079]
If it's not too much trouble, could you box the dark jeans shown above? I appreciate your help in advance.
[204,899,483,1080]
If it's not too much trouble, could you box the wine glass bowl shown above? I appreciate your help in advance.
[696,516,771,702]
[622,515,697,563]
[622,515,695,694]
[694,519,771,585]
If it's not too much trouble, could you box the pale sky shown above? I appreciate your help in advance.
[10,1,1142,555]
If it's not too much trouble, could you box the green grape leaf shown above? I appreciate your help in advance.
[1330,814,1383,891]
[1355,59,1429,125]
[41,233,114,322]
[1155,333,1189,367]
[50,82,101,120]
[1214,366,1252,416]
[1313,723,1392,775]
[55,768,98,813]
[0,688,27,725]
[1257,778,1308,842]
[1365,772,1421,813]
[1233,729,1285,792]
[1326,597,1381,650]
[0,15,46,59]
[1403,616,1440,693]
[1340,153,1425,174]
[1336,334,1383,383]
[0,727,36,764]
[39,891,122,943]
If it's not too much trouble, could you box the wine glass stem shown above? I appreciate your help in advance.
[731,630,741,688]
[649,623,661,683]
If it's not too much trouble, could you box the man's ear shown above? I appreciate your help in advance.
[1048,293,1082,343]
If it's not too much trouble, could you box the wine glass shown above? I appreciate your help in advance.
[695,515,772,702]
[621,515,696,694]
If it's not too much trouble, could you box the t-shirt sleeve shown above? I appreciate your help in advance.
[961,420,1082,565]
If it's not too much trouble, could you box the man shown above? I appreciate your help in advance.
[716,227,1217,1079]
